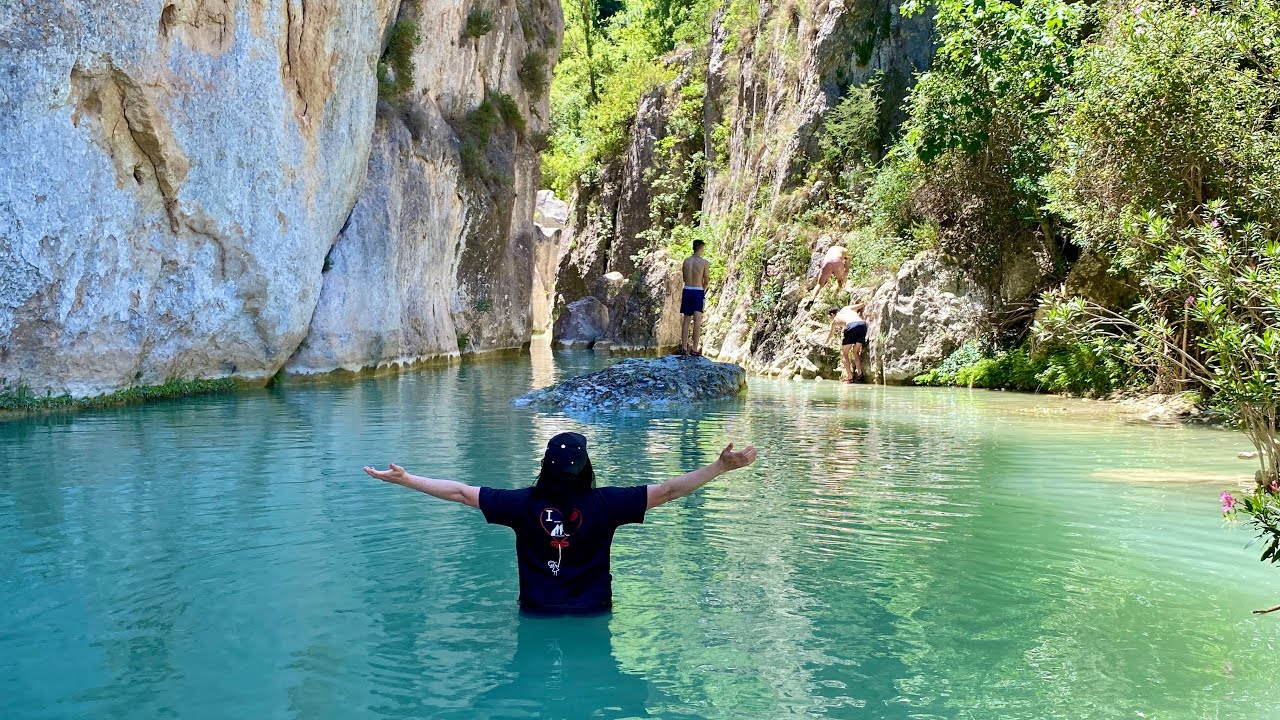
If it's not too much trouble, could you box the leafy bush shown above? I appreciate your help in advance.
[491,92,526,136]
[377,20,419,101]
[454,92,525,180]
[464,7,494,38]
[1048,0,1280,254]
[519,51,549,99]
[818,81,880,178]
[915,338,1141,397]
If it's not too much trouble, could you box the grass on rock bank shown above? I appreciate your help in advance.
[0,378,238,416]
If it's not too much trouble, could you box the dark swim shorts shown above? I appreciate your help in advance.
[680,287,705,316]
[842,320,868,346]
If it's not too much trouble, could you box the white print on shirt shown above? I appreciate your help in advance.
[538,506,582,579]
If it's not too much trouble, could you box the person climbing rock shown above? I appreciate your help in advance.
[810,245,848,299]
[826,302,868,383]
[362,432,758,614]
[679,239,711,355]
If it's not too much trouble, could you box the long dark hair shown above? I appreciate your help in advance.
[533,457,596,498]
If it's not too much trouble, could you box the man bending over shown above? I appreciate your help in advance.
[827,302,868,383]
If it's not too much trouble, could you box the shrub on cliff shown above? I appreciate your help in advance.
[519,51,549,99]
[454,92,526,181]
[377,20,420,101]
[465,7,495,38]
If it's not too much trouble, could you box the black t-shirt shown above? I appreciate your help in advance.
[478,485,648,612]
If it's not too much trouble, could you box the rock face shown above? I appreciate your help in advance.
[513,355,746,411]
[1,0,562,393]
[287,0,562,371]
[531,190,568,333]
[865,253,994,383]
[547,0,939,372]
[697,0,935,375]
[1,0,397,396]
[552,55,700,351]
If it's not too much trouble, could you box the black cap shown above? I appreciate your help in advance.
[544,432,588,476]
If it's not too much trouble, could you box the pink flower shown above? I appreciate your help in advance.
[1221,491,1237,513]
[1185,295,1195,308]
[1271,480,1279,493]
[1189,7,1199,16]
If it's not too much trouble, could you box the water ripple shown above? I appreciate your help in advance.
[1,350,1278,719]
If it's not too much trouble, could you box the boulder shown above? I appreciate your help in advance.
[1063,250,1137,309]
[535,189,570,229]
[865,252,993,384]
[513,355,746,411]
[552,296,609,347]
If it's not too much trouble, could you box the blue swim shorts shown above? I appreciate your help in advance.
[680,287,705,316]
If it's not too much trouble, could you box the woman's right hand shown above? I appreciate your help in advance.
[363,463,409,485]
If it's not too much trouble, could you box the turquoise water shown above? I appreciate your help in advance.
[2,343,1278,719]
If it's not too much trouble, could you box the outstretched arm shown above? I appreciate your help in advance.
[826,316,841,343]
[363,463,480,508]
[646,443,758,510]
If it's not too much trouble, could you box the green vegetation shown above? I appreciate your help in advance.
[465,7,495,38]
[455,91,526,180]
[377,19,420,101]
[1,378,237,415]
[519,51,550,99]
[543,0,715,197]
[915,339,1139,397]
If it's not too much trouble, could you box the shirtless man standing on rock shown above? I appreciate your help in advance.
[680,240,710,356]
[826,302,868,383]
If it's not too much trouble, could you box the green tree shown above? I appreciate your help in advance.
[1038,0,1280,604]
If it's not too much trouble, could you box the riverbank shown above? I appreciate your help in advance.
[0,378,239,418]
[0,345,534,421]
[2,341,1217,431]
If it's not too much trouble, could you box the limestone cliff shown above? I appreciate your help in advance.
[288,0,562,372]
[0,0,561,395]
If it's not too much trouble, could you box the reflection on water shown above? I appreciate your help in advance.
[2,341,1278,719]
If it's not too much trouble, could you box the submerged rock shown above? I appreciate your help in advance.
[513,356,746,411]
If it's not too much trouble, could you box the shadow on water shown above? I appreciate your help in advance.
[430,612,695,720]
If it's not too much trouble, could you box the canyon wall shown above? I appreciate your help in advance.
[0,0,560,396]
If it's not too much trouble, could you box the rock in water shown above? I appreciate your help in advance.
[513,356,746,411]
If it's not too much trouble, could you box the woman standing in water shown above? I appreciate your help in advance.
[363,432,758,613]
